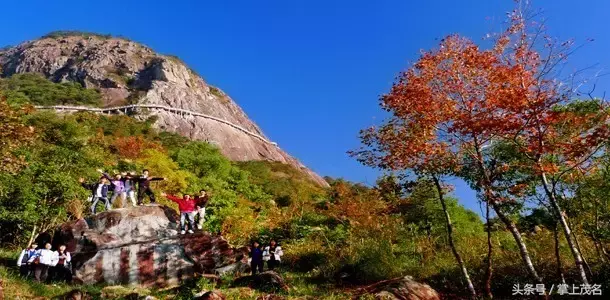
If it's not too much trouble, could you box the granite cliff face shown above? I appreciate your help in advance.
[0,34,328,186]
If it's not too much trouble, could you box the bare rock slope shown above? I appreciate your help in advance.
[0,34,328,187]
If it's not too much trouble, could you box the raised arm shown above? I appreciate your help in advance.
[103,173,115,183]
[163,193,182,203]
[150,177,165,181]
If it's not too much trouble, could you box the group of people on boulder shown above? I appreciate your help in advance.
[17,242,72,282]
[79,169,166,214]
[15,167,286,284]
[79,168,210,234]
[250,239,284,275]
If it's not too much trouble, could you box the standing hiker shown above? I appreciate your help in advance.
[79,176,110,214]
[195,189,209,229]
[250,241,264,275]
[135,169,165,205]
[52,245,71,282]
[16,243,39,277]
[123,172,138,207]
[29,243,58,282]
[161,192,196,234]
[263,239,283,271]
[99,169,126,208]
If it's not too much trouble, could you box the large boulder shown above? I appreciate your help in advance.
[365,276,440,300]
[52,205,247,287]
[233,271,288,293]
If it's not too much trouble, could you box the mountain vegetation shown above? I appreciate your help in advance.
[1,5,610,299]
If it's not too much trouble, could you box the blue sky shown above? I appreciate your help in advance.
[2,0,609,214]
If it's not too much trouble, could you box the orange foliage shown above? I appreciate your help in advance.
[352,11,609,183]
[112,136,163,159]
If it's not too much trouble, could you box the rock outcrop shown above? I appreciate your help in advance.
[364,276,440,300]
[233,271,288,293]
[52,205,248,287]
[0,34,328,187]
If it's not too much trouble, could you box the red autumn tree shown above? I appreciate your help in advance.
[498,40,610,285]
[352,9,555,288]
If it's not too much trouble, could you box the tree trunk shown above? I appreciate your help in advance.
[432,176,477,299]
[471,136,542,284]
[553,222,566,284]
[26,225,37,248]
[540,173,588,284]
[567,218,593,279]
[489,197,543,284]
[485,201,494,299]
[593,199,608,263]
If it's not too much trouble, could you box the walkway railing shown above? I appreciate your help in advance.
[34,104,278,146]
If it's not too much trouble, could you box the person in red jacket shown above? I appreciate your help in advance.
[161,192,197,234]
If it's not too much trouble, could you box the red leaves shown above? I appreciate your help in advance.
[111,136,162,159]
[353,9,609,192]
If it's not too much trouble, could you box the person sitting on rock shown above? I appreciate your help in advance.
[250,241,264,275]
[263,239,283,271]
[161,192,196,234]
[195,189,209,229]
[29,243,58,282]
[135,169,165,205]
[17,242,39,277]
[98,169,126,208]
[79,176,110,214]
[123,172,138,207]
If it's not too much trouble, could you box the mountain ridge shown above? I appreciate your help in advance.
[0,33,329,187]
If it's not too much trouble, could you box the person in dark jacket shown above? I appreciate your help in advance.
[135,169,165,205]
[16,243,39,277]
[98,169,126,208]
[161,192,197,234]
[195,189,209,229]
[123,172,137,207]
[250,241,264,275]
[79,176,110,214]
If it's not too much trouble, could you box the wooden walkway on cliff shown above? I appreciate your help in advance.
[33,104,278,146]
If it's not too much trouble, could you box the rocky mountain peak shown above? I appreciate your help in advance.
[0,33,328,186]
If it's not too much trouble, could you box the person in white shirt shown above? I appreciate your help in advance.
[51,245,72,282]
[29,243,58,282]
[17,243,39,277]
[263,240,284,270]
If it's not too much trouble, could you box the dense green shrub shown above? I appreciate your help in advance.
[1,73,102,106]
